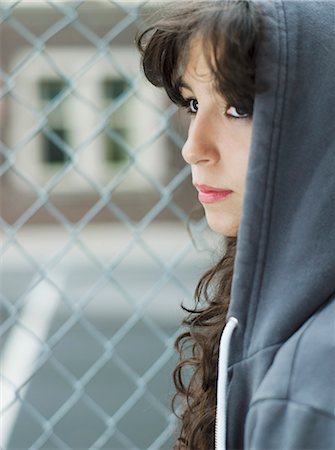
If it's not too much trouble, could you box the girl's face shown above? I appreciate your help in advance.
[180,40,252,236]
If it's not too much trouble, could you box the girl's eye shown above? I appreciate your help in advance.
[188,98,198,114]
[226,105,249,119]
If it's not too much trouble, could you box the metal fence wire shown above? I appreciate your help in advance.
[0,1,212,449]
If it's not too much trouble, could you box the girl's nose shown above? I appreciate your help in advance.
[181,113,219,165]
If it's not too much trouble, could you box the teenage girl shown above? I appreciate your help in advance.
[137,1,335,449]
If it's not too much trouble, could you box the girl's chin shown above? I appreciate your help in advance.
[205,212,240,237]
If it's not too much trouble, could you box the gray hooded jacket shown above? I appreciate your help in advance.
[216,1,335,449]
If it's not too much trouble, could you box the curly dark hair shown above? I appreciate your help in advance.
[136,1,262,448]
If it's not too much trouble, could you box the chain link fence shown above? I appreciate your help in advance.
[0,1,212,449]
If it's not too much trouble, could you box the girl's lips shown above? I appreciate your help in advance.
[196,184,233,204]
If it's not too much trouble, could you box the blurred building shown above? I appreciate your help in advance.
[0,0,195,225]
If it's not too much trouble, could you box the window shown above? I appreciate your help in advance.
[42,128,68,164]
[39,79,69,165]
[103,78,131,165]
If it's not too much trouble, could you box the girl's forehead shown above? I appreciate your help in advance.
[182,38,214,86]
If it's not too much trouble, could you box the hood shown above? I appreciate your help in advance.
[228,0,335,363]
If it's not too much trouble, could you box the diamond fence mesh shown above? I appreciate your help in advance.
[0,1,213,449]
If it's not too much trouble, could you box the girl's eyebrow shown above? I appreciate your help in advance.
[179,80,193,91]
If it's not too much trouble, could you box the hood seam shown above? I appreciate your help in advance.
[244,0,289,360]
